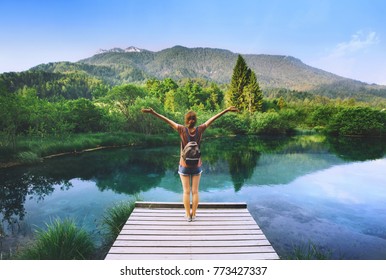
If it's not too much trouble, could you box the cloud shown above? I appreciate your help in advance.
[330,30,380,58]
[309,30,385,84]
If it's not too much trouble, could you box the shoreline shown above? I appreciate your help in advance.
[0,145,127,169]
[0,131,182,169]
[2,130,382,169]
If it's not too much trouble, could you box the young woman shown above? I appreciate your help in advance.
[141,106,238,221]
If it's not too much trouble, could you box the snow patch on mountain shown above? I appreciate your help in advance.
[97,46,143,54]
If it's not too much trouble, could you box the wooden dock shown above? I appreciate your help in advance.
[105,202,279,260]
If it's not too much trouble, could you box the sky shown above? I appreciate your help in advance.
[1,0,386,85]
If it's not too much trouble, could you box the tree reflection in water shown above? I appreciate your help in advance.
[1,134,385,257]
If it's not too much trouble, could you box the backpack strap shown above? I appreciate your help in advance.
[185,127,198,142]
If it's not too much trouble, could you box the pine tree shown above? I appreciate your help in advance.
[226,55,250,109]
[244,70,263,113]
[227,55,263,113]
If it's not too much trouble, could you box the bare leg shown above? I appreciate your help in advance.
[191,174,201,218]
[180,174,191,218]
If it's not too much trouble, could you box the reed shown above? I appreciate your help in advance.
[15,218,95,260]
[286,241,333,260]
[101,199,136,242]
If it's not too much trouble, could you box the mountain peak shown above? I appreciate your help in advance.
[96,46,144,54]
[125,46,142,53]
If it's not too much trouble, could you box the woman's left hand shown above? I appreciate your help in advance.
[227,106,239,112]
[141,108,154,114]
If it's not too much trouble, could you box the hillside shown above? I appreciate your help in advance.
[24,45,386,101]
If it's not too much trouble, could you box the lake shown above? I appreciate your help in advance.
[1,134,385,259]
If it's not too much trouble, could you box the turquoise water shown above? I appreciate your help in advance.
[1,135,385,259]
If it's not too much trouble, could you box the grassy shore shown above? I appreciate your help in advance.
[0,132,180,168]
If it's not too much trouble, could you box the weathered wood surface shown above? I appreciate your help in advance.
[105,202,280,260]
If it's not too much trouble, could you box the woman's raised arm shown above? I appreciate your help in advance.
[141,108,179,130]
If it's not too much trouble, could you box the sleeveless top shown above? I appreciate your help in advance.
[177,124,207,167]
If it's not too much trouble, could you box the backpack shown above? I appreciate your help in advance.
[181,127,201,166]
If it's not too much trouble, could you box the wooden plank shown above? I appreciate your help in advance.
[135,210,250,214]
[124,220,258,226]
[105,252,279,260]
[129,214,250,218]
[133,206,249,210]
[135,201,247,209]
[121,223,261,228]
[190,253,280,260]
[132,207,249,212]
[108,245,276,254]
[126,215,256,220]
[131,210,250,215]
[116,234,267,241]
[121,225,261,231]
[112,239,272,247]
[128,215,253,221]
[130,210,251,215]
[118,229,264,235]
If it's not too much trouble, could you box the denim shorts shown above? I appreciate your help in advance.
[178,165,203,176]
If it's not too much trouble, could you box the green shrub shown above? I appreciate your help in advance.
[16,218,95,260]
[250,111,295,135]
[307,105,339,127]
[328,107,386,137]
[212,113,250,134]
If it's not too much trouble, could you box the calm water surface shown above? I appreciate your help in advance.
[1,135,385,259]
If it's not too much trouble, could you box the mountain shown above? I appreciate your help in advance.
[30,45,386,101]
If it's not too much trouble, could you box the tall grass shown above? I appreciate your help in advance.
[286,241,333,260]
[15,218,95,260]
[16,151,41,164]
[101,200,137,243]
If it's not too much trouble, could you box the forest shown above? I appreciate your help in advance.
[1,55,385,166]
